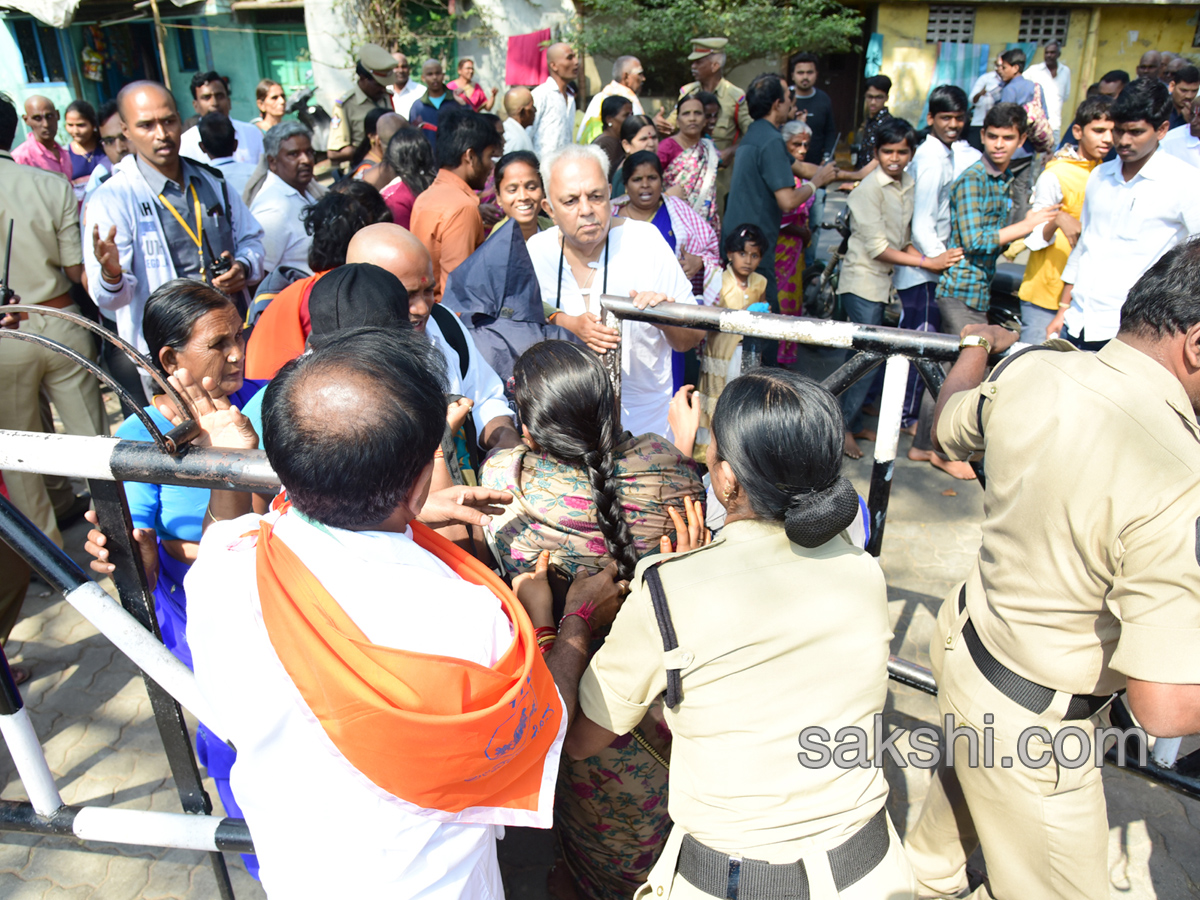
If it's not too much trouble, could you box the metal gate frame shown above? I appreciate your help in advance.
[0,301,1196,897]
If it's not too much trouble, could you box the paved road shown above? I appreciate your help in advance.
[2,278,1198,897]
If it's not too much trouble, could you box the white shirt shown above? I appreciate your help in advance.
[893,135,981,290]
[427,310,516,441]
[527,219,697,437]
[207,156,258,196]
[529,78,576,161]
[1062,150,1200,341]
[969,71,1001,126]
[392,79,425,119]
[1161,124,1200,170]
[502,116,534,154]
[249,171,321,275]
[187,508,522,898]
[179,118,264,166]
[1025,61,1072,133]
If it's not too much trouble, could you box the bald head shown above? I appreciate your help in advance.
[504,87,536,128]
[376,112,405,150]
[116,81,176,121]
[346,224,436,331]
[547,42,579,84]
[21,95,58,147]
[116,81,182,174]
[1138,50,1162,80]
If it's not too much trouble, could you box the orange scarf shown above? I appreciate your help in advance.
[255,515,562,820]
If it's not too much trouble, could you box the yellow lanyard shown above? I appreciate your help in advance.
[158,182,205,278]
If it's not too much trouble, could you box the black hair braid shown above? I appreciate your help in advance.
[582,413,639,582]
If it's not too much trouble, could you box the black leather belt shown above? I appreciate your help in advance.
[677,808,889,900]
[958,588,1112,720]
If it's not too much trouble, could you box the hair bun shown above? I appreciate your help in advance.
[783,476,859,548]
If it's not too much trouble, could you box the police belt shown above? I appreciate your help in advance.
[958,587,1113,720]
[677,807,889,900]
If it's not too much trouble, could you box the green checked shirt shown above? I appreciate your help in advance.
[936,160,1014,312]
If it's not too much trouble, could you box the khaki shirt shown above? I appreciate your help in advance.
[0,150,82,304]
[938,339,1200,695]
[669,78,747,151]
[838,166,914,303]
[579,519,891,861]
[328,86,390,153]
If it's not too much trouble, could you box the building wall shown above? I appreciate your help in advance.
[1,11,270,146]
[874,2,1200,127]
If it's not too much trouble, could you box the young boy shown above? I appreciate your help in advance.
[1017,95,1114,344]
[837,118,962,459]
[894,85,980,476]
[938,103,1057,337]
[1049,78,1200,348]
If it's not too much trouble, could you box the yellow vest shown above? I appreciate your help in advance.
[1018,154,1099,310]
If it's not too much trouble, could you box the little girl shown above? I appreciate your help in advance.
[693,223,769,463]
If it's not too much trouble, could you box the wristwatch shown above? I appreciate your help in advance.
[959,334,992,355]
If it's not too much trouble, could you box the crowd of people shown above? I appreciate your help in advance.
[2,29,1200,900]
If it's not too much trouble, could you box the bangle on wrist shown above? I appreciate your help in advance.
[203,505,226,526]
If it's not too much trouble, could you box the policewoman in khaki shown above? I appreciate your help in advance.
[566,370,916,900]
[905,239,1200,899]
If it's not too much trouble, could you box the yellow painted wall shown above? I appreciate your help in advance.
[875,2,1200,128]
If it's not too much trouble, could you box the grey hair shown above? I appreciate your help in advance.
[264,120,312,157]
[540,143,612,211]
[613,55,639,81]
[423,58,442,71]
[712,51,726,68]
[781,119,812,139]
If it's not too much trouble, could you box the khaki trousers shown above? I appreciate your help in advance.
[904,591,1110,899]
[0,306,105,547]
[636,812,916,900]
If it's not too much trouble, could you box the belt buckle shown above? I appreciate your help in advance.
[726,853,742,900]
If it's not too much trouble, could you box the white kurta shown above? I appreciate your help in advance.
[527,219,697,437]
[187,508,557,899]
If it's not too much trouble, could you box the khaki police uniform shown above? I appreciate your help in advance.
[327,85,392,157]
[579,518,916,900]
[0,149,103,556]
[905,339,1200,898]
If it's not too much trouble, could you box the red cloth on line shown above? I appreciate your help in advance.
[506,30,551,87]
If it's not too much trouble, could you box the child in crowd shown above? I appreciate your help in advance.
[693,224,769,463]
[1017,95,1114,344]
[837,117,961,460]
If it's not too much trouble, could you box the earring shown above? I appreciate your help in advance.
[722,485,735,503]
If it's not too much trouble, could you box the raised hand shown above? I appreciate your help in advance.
[153,368,258,450]
[92,224,122,282]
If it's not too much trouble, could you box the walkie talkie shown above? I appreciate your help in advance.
[0,220,16,309]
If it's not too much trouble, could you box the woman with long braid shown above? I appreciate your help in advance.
[481,340,703,900]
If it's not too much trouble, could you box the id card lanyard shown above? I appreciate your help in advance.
[556,230,610,312]
[158,183,205,280]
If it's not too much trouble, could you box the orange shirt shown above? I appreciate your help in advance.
[409,168,484,300]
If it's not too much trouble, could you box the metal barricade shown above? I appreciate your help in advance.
[0,301,1196,900]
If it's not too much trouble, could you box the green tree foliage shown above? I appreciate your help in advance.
[352,0,496,64]
[578,0,862,90]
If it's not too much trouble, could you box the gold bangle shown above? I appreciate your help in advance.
[203,506,225,526]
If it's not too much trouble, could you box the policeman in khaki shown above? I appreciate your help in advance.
[657,38,748,206]
[905,240,1200,899]
[565,370,916,900]
[327,43,397,170]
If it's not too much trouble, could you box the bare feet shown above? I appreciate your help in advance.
[901,423,917,436]
[907,447,934,462]
[844,431,864,459]
[930,454,977,480]
[853,428,877,442]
